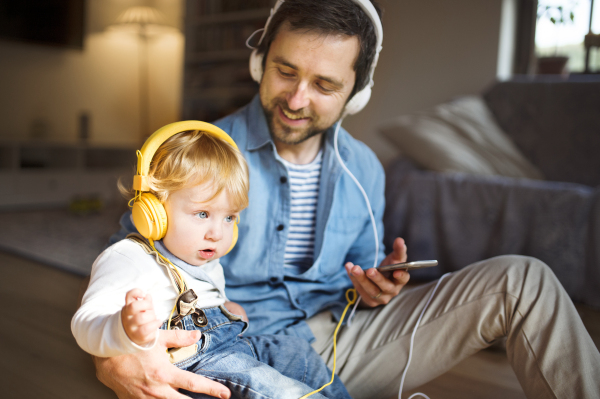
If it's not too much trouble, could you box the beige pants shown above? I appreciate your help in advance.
[307,255,600,399]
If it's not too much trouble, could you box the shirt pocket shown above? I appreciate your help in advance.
[326,214,365,233]
[317,215,366,275]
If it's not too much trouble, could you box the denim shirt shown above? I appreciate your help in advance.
[111,95,386,342]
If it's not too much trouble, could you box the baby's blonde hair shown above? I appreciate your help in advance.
[122,130,249,211]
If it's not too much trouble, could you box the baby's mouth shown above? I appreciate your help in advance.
[199,249,215,259]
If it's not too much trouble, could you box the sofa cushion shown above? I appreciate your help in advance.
[379,96,543,180]
[484,80,600,187]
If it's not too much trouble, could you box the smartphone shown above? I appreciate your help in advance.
[376,260,438,273]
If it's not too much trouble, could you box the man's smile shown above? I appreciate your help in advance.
[278,105,310,124]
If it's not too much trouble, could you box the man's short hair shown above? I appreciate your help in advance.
[256,0,382,101]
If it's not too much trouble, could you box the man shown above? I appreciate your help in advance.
[93,1,600,398]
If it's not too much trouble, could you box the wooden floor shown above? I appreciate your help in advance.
[0,251,114,398]
[0,251,598,399]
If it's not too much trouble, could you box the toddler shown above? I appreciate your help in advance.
[72,122,350,399]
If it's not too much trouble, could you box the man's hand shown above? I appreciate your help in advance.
[224,301,248,322]
[122,289,163,346]
[345,237,410,307]
[94,329,231,399]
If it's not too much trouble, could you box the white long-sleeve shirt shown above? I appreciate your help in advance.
[71,239,227,357]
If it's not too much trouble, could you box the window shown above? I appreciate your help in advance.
[535,0,600,73]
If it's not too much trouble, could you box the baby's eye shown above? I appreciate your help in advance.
[224,215,234,223]
[196,211,208,219]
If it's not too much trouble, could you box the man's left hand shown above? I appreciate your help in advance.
[345,237,410,307]
[224,301,248,322]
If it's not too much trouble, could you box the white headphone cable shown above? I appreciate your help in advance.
[333,119,380,324]
[333,118,449,399]
[398,272,452,399]
[245,28,264,49]
[333,119,379,270]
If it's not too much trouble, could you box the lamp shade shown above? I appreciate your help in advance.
[115,6,165,26]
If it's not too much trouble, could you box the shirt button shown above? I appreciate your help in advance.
[277,224,284,231]
[280,176,287,184]
[269,277,278,284]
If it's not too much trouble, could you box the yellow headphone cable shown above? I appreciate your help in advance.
[300,288,357,399]
[147,238,188,331]
[140,204,356,399]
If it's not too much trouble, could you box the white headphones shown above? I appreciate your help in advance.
[247,0,383,115]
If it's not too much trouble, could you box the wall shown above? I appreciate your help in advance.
[345,0,506,165]
[0,0,184,147]
[0,0,509,160]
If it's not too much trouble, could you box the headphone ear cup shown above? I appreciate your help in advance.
[225,218,239,255]
[344,85,372,115]
[249,49,264,83]
[132,193,168,240]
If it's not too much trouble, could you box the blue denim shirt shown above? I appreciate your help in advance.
[111,95,386,342]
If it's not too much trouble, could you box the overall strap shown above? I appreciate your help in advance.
[127,233,199,328]
[127,233,189,294]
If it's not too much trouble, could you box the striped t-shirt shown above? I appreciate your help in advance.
[279,150,322,274]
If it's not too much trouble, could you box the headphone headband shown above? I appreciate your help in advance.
[349,0,383,51]
[349,0,382,85]
[133,120,238,192]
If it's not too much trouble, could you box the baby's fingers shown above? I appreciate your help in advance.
[123,294,155,321]
[125,288,146,305]
[126,316,162,346]
[129,307,159,326]
[136,319,163,344]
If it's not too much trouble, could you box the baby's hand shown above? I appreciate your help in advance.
[121,288,163,347]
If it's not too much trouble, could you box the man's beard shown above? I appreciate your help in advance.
[262,99,340,145]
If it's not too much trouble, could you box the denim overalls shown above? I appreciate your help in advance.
[128,235,351,399]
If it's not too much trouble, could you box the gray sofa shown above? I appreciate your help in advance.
[382,79,600,308]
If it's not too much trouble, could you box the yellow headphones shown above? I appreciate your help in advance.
[131,120,240,254]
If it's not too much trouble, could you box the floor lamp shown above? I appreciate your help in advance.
[112,6,167,142]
